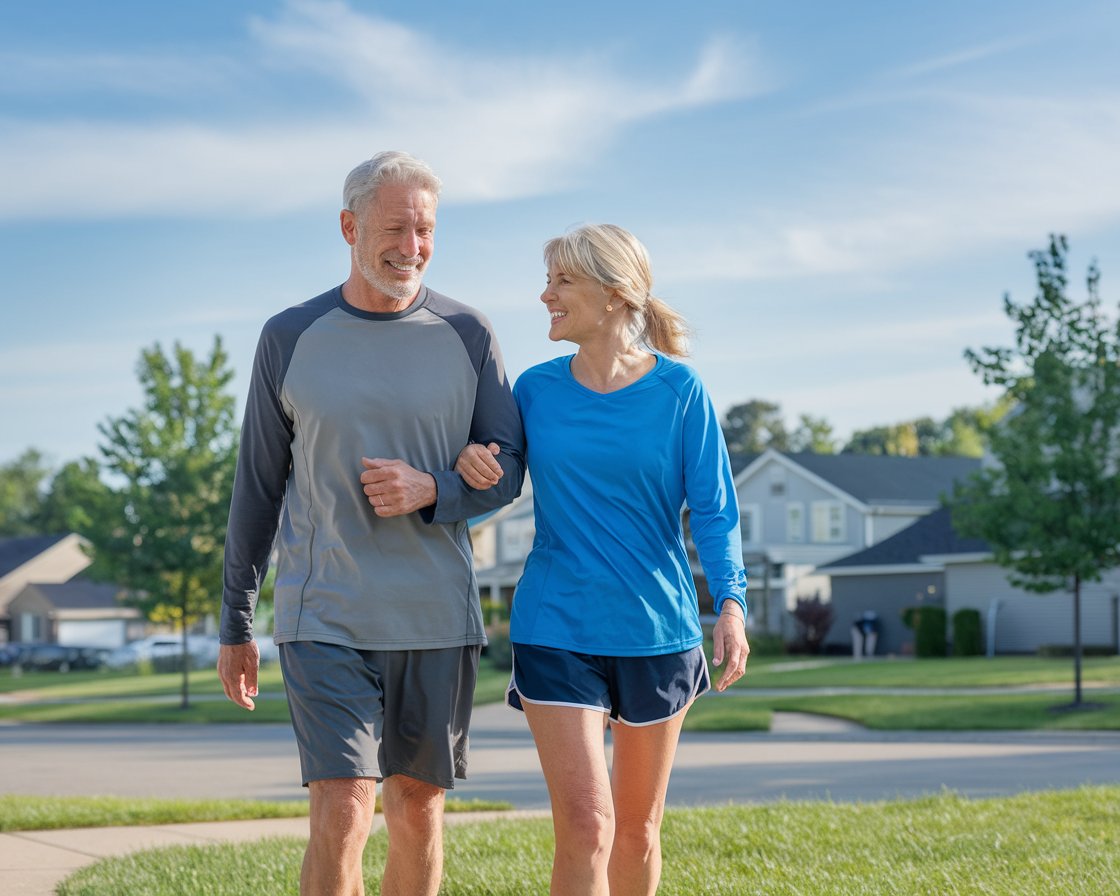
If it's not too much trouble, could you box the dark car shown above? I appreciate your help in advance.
[2,642,109,672]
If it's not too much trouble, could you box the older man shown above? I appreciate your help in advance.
[217,151,525,896]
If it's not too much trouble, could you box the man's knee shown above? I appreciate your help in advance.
[381,775,445,834]
[309,777,377,839]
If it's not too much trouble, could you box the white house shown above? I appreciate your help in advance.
[0,534,93,642]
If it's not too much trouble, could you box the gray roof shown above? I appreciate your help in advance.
[736,452,981,505]
[0,534,69,578]
[821,506,990,570]
[20,580,126,610]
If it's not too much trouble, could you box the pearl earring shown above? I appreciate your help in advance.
[605,304,614,312]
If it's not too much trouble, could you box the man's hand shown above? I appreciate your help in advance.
[217,642,261,711]
[455,442,503,490]
[360,457,437,517]
[711,603,750,691]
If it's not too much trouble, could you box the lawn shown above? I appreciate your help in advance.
[3,656,1118,728]
[56,786,1120,896]
[0,794,511,832]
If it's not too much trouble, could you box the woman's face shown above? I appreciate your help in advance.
[539,262,612,345]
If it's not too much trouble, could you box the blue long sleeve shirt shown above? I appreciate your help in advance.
[510,354,747,656]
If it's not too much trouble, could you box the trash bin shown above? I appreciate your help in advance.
[850,611,880,659]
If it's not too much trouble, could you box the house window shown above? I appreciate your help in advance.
[810,501,846,543]
[786,503,805,543]
[740,504,762,544]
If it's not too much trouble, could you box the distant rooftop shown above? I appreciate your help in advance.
[0,534,70,578]
[820,506,990,570]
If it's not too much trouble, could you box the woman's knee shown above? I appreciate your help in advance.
[612,811,662,859]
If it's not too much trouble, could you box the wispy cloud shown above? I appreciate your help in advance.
[0,0,767,220]
[891,35,1039,79]
[657,92,1120,282]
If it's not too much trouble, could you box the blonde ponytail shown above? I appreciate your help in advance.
[641,296,691,358]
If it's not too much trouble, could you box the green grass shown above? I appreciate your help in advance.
[686,692,1120,731]
[4,656,1116,727]
[730,654,1120,689]
[57,786,1120,895]
[0,795,512,832]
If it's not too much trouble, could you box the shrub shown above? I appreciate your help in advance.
[485,623,513,670]
[914,606,947,658]
[952,609,984,656]
[745,632,786,657]
[789,593,834,654]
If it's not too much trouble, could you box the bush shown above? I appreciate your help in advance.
[952,609,984,657]
[914,606,947,658]
[485,623,513,671]
[745,632,786,657]
[789,593,834,654]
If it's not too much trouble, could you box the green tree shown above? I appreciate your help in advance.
[951,235,1120,706]
[0,448,52,535]
[37,458,110,536]
[721,399,790,454]
[789,414,837,454]
[85,337,238,709]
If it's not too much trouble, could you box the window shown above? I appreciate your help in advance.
[786,503,805,543]
[740,504,762,544]
[810,501,846,543]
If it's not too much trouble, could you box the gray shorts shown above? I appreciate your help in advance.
[279,640,480,789]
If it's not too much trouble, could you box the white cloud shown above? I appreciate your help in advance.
[657,92,1120,283]
[0,1,766,220]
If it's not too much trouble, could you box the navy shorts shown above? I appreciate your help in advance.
[506,643,710,727]
[280,640,480,789]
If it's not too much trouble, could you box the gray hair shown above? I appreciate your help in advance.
[343,151,442,214]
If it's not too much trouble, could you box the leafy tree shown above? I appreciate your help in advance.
[789,414,837,454]
[951,235,1120,706]
[721,399,790,454]
[0,448,52,535]
[84,337,238,708]
[843,422,921,456]
[36,458,110,536]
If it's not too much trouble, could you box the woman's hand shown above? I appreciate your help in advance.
[711,602,750,691]
[455,442,503,489]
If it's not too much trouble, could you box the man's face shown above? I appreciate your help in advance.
[350,183,437,305]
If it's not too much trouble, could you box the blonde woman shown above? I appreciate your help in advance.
[457,224,748,896]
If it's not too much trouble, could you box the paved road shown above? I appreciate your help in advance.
[2,703,1118,808]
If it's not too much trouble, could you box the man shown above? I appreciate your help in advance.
[217,151,525,896]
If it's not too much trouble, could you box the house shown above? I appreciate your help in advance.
[7,580,142,648]
[817,506,1120,655]
[0,534,93,642]
[730,451,980,637]
[471,452,982,641]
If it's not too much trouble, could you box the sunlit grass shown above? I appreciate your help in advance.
[58,787,1120,896]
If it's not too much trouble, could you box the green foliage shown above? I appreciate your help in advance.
[790,414,837,453]
[0,448,53,534]
[842,402,1010,458]
[485,622,513,670]
[952,609,984,656]
[744,631,786,656]
[81,337,239,707]
[954,236,1120,591]
[913,606,947,657]
[721,398,790,454]
[952,235,1120,701]
[789,593,834,653]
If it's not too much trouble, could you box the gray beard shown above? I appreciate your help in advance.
[358,257,422,304]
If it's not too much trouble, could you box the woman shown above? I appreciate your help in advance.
[457,223,749,896]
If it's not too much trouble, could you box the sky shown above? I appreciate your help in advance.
[2,0,1119,467]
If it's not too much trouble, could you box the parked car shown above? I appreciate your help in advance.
[0,642,110,672]
[104,635,221,671]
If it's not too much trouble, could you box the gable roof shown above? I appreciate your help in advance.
[0,534,70,578]
[819,506,990,570]
[17,580,129,610]
[734,450,981,506]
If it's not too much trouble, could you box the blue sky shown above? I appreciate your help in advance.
[2,0,1118,465]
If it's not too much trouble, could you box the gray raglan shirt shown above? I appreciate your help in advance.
[220,285,525,650]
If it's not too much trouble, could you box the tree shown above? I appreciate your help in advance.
[0,448,52,535]
[951,235,1120,706]
[37,458,110,536]
[721,400,790,454]
[789,414,837,454]
[84,337,239,709]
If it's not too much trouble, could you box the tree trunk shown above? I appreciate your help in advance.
[180,588,191,711]
[1073,574,1083,707]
